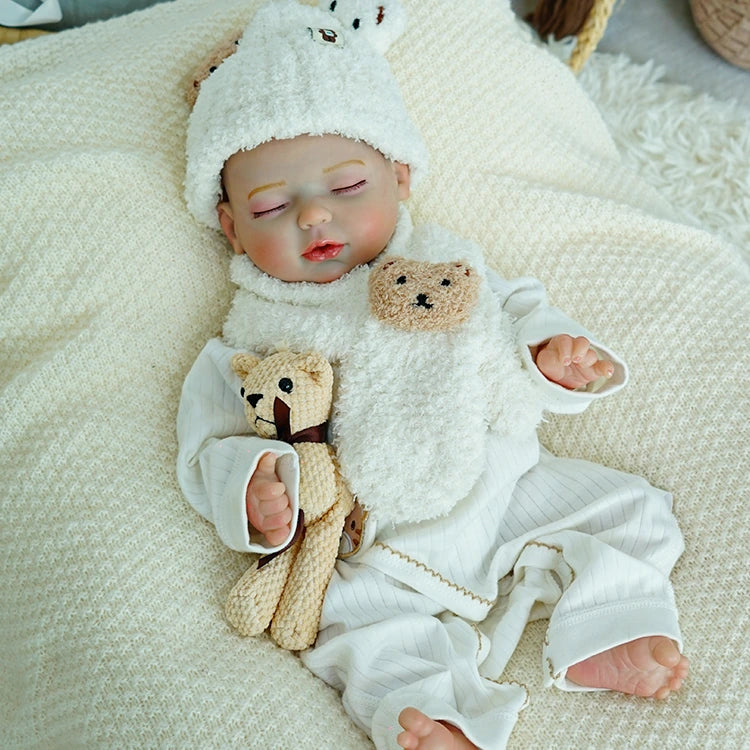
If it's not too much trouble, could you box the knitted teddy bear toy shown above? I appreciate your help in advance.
[225,350,354,651]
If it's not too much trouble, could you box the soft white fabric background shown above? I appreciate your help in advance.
[1,1,748,748]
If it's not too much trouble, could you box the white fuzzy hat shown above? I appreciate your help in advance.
[184,0,429,231]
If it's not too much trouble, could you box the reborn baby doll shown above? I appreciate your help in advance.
[177,2,688,748]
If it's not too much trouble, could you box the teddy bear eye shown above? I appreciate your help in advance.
[352,18,360,29]
[278,378,293,393]
[240,387,245,397]
[329,1,336,10]
[441,279,451,286]
[396,275,407,285]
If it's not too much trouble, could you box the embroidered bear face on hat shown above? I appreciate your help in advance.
[327,0,407,52]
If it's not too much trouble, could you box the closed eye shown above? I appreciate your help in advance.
[252,203,288,218]
[332,179,367,195]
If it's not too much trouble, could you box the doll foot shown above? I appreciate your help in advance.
[397,707,478,749]
[566,636,689,699]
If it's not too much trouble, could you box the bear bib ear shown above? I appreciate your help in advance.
[326,0,407,53]
[231,352,261,380]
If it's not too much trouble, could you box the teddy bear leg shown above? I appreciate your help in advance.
[225,539,299,637]
[271,492,353,650]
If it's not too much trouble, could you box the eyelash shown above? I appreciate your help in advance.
[252,204,288,218]
[332,179,367,194]
[251,180,367,219]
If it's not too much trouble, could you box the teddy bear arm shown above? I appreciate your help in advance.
[225,537,300,637]
[270,493,351,650]
[296,444,339,522]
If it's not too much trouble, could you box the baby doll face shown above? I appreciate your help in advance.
[217,134,411,283]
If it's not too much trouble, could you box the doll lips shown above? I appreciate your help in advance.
[302,241,344,262]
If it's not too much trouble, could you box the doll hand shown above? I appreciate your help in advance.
[246,452,293,547]
[533,334,614,390]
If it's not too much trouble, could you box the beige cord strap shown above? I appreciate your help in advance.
[569,0,616,73]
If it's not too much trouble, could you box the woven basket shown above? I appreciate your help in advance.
[569,0,617,72]
[690,0,750,70]
[0,26,51,44]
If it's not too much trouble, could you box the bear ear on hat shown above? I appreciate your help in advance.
[326,0,406,53]
[186,29,243,108]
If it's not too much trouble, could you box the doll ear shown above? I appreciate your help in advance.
[231,353,260,380]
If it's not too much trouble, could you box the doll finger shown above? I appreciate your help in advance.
[254,479,287,500]
[535,347,565,381]
[554,334,576,365]
[262,506,293,532]
[256,451,278,474]
[264,524,292,547]
[592,358,615,379]
[257,489,291,515]
[570,336,592,363]
[538,336,568,368]
[575,348,599,369]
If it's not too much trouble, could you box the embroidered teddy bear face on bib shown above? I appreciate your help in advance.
[368,255,481,332]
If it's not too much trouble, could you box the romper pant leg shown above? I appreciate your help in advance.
[302,564,528,750]
[482,448,685,690]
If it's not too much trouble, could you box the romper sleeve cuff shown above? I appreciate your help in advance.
[516,304,629,414]
[211,437,300,553]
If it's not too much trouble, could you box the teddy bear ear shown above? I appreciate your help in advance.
[296,352,334,387]
[231,352,261,380]
[327,0,407,54]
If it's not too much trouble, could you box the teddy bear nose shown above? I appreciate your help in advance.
[415,293,433,309]
[247,393,263,408]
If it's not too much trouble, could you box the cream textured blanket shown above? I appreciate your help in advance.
[1,1,747,748]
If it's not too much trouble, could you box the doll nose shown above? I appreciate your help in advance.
[298,200,332,230]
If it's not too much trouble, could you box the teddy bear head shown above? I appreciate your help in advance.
[231,350,334,442]
[368,255,481,332]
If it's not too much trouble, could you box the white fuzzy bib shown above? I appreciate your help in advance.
[223,210,545,524]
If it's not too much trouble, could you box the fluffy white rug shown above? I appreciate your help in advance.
[578,53,750,262]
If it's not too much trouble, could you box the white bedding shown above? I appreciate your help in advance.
[1,1,748,747]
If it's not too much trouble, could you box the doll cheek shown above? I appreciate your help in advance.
[355,208,394,243]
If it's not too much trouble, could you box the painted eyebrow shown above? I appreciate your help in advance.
[247,181,286,201]
[322,159,366,174]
